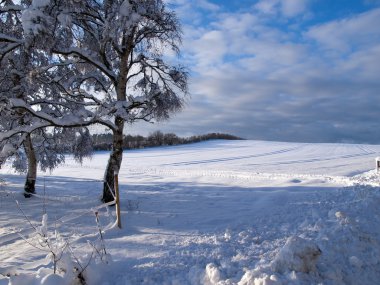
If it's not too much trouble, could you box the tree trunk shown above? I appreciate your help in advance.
[102,44,130,203]
[23,134,37,198]
[102,117,124,203]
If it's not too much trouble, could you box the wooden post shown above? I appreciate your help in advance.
[114,172,122,229]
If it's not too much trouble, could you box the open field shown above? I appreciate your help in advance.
[1,140,380,284]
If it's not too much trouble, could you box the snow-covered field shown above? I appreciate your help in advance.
[1,140,380,284]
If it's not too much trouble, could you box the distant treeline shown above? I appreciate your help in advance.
[92,131,243,151]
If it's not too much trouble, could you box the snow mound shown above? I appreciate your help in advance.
[271,236,321,274]
[40,274,65,285]
[238,272,280,285]
[203,263,223,285]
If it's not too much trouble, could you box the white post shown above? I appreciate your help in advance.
[114,171,121,229]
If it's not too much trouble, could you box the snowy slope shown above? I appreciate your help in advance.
[1,140,380,284]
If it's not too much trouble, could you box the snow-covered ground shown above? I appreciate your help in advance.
[1,140,380,284]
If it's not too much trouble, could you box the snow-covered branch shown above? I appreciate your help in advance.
[0,121,49,142]
[8,99,116,131]
[0,42,21,62]
[0,5,23,13]
[0,33,22,43]
[52,47,117,82]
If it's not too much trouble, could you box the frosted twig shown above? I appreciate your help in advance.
[94,211,107,256]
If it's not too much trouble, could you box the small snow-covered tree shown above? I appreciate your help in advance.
[0,1,94,196]
[0,0,41,196]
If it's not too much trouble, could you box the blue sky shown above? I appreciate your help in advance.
[129,0,380,143]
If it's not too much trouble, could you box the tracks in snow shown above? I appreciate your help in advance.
[163,146,304,167]
[126,168,380,187]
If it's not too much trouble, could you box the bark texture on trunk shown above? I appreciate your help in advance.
[23,134,37,198]
[102,43,131,203]
[102,117,124,203]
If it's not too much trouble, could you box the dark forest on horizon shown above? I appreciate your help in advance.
[92,131,243,151]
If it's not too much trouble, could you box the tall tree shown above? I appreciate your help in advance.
[46,0,188,202]
[0,0,188,203]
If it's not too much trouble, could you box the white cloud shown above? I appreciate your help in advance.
[281,0,308,17]
[254,0,279,15]
[190,30,227,68]
[197,0,220,12]
[254,0,310,18]
[305,8,380,53]
[338,44,380,81]
[212,12,258,35]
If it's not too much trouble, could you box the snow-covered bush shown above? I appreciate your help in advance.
[11,203,112,285]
